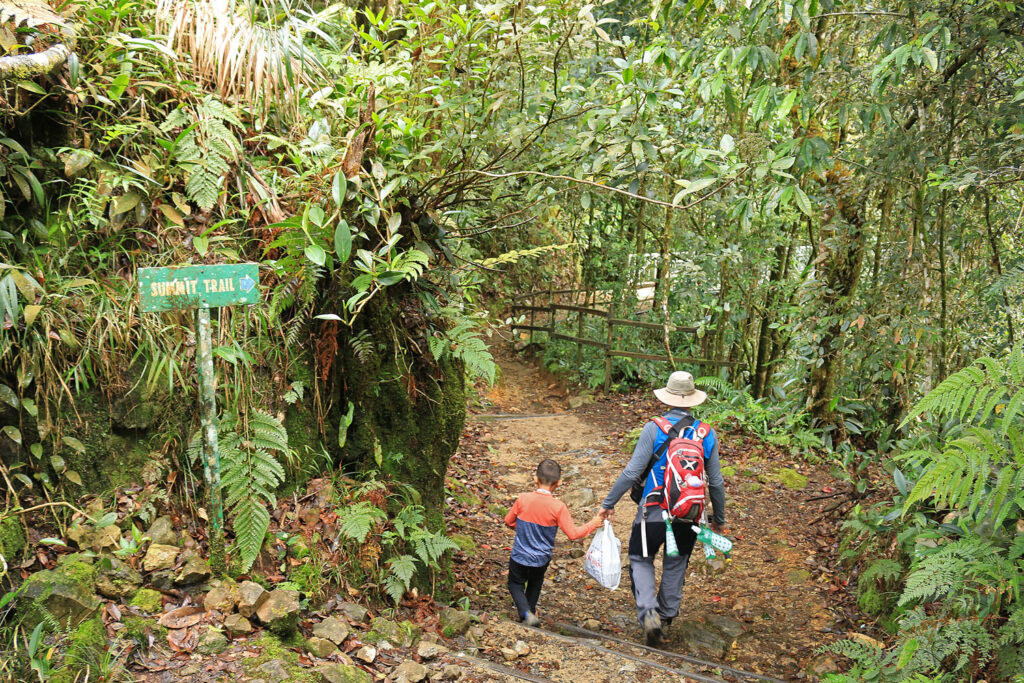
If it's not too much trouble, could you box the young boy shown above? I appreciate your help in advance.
[504,459,602,626]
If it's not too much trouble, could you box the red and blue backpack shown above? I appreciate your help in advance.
[633,415,710,523]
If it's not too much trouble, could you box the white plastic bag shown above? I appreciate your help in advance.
[584,520,622,590]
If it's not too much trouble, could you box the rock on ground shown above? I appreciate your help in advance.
[223,614,252,637]
[197,627,228,655]
[306,636,338,658]
[392,661,429,682]
[17,566,101,629]
[142,543,179,571]
[204,579,240,613]
[313,615,351,644]
[95,560,142,599]
[146,515,179,546]
[339,601,369,623]
[174,551,211,586]
[354,645,376,663]
[439,607,472,637]
[237,580,268,618]
[255,589,301,636]
[317,662,372,683]
[259,659,290,683]
[415,640,447,660]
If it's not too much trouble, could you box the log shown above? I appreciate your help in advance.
[0,43,70,80]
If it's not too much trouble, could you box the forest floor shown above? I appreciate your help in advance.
[444,341,869,680]
[4,340,874,683]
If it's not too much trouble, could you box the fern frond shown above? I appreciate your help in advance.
[383,573,407,605]
[410,529,460,566]
[388,554,417,586]
[988,262,1024,298]
[902,346,1024,428]
[861,558,903,584]
[337,501,386,544]
[232,497,270,571]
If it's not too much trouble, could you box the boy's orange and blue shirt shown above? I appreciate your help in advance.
[505,489,600,567]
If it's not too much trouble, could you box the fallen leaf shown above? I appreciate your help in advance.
[158,605,205,630]
[167,627,199,653]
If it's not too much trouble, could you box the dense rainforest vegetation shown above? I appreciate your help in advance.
[0,0,1021,679]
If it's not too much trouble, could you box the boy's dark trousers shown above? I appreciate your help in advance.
[507,558,549,619]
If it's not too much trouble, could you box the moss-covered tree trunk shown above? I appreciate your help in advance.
[330,289,466,527]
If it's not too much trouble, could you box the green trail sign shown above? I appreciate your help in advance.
[138,263,259,312]
[137,262,260,573]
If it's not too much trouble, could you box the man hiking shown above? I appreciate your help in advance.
[598,370,727,646]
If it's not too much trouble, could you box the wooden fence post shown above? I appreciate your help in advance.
[604,305,614,393]
[576,294,585,372]
[529,301,535,346]
[548,284,555,334]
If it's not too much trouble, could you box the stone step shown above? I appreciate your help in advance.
[474,619,731,683]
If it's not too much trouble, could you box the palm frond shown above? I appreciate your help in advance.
[155,0,325,114]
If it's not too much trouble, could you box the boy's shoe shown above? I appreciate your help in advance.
[642,612,662,647]
[523,611,541,627]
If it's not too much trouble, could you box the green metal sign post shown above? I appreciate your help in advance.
[138,263,260,573]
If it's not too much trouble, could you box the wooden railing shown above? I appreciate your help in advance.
[509,288,738,392]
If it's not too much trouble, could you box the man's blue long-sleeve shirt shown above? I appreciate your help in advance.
[601,407,726,525]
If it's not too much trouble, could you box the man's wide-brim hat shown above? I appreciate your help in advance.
[654,371,707,408]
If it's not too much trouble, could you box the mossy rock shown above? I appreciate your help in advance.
[720,466,736,478]
[367,617,420,647]
[50,616,107,682]
[56,553,98,584]
[448,479,482,506]
[121,615,167,645]
[130,588,164,613]
[449,533,476,557]
[337,295,467,530]
[242,633,317,682]
[0,515,26,563]
[739,481,761,494]
[769,467,808,490]
[17,563,102,629]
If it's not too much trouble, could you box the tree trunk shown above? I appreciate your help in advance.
[984,191,1016,346]
[805,171,867,426]
[752,237,790,398]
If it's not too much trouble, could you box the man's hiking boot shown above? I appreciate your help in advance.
[523,611,541,627]
[642,612,662,646]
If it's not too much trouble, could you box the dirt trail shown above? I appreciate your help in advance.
[447,344,850,680]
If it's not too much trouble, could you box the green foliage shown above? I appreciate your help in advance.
[160,95,243,211]
[189,410,288,572]
[330,477,458,604]
[335,501,387,544]
[899,347,1024,524]
[901,345,1024,429]
[836,345,1024,678]
[429,309,497,385]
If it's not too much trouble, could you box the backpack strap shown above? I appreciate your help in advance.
[652,416,674,433]
[640,414,694,487]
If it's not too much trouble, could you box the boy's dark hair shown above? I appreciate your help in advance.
[536,459,561,485]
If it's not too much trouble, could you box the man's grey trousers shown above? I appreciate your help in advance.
[627,514,698,623]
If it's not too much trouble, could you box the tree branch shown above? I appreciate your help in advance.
[0,43,70,80]
[452,168,747,211]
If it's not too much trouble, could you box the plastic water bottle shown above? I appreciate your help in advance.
[686,475,702,488]
[663,511,679,557]
[692,525,733,555]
